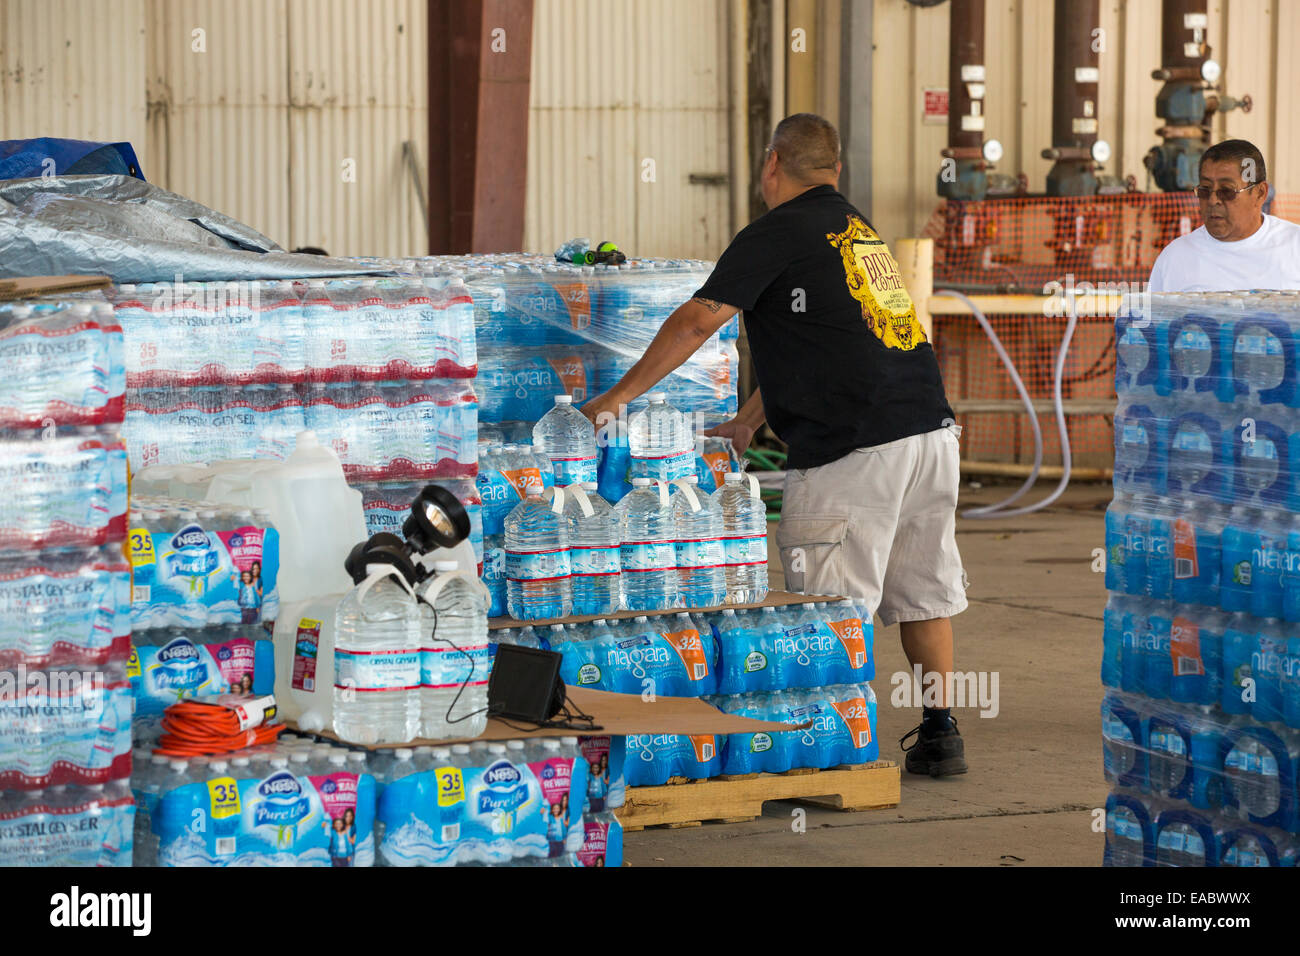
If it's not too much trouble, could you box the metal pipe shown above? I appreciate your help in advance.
[1044,0,1101,196]
[946,0,985,156]
[937,0,989,200]
[729,0,750,237]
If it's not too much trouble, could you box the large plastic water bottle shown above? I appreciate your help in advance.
[713,472,768,604]
[504,485,571,620]
[628,392,695,481]
[617,477,678,610]
[562,482,621,615]
[332,564,422,744]
[672,476,726,608]
[420,560,490,740]
[534,395,598,486]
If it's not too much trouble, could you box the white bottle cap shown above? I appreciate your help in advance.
[647,391,667,402]
[582,482,598,491]
[433,560,459,572]
[329,752,347,766]
[632,477,651,487]
[290,753,309,764]
[802,602,815,609]
[487,744,507,755]
[555,395,573,404]
[506,740,525,750]
[685,475,699,484]
[394,749,414,760]
[725,472,742,481]
[452,744,471,755]
[635,615,648,623]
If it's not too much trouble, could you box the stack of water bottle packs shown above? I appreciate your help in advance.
[1104,291,1300,866]
[130,732,623,867]
[480,391,764,621]
[115,277,478,480]
[0,295,135,866]
[413,253,740,430]
[493,600,878,787]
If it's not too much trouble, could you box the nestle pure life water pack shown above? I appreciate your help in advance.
[154,769,378,866]
[377,744,589,866]
[129,632,275,718]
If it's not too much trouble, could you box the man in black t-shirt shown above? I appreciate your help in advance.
[583,114,969,776]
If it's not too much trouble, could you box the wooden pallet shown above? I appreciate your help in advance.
[619,760,900,831]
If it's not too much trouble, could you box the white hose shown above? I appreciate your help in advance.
[931,289,1077,518]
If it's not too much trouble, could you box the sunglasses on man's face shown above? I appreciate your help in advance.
[1195,182,1259,203]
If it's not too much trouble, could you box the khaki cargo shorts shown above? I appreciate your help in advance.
[776,425,968,627]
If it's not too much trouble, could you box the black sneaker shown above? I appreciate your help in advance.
[900,716,968,777]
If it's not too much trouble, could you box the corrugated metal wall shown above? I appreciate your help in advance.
[0,0,149,160]
[146,0,428,256]
[869,0,1300,248]
[1,0,426,258]
[525,0,734,258]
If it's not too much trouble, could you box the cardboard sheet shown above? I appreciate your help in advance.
[0,274,112,300]
[286,685,809,749]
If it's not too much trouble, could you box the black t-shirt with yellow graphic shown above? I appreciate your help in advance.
[695,184,954,470]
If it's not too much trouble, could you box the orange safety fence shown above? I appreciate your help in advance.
[924,193,1300,471]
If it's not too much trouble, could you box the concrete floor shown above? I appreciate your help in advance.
[624,481,1114,866]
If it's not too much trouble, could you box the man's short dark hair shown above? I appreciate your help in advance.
[770,113,841,183]
[1200,139,1267,186]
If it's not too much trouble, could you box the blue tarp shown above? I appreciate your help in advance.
[0,138,144,181]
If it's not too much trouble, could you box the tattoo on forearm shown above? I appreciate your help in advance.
[693,297,724,314]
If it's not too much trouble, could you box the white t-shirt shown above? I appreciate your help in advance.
[1147,214,1300,292]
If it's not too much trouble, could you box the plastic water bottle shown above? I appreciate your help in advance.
[617,477,678,610]
[563,482,621,615]
[534,395,598,486]
[713,472,768,604]
[420,560,490,740]
[527,439,558,491]
[628,392,694,481]
[504,485,571,620]
[332,564,422,744]
[672,476,726,608]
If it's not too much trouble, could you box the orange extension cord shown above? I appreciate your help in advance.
[154,698,285,757]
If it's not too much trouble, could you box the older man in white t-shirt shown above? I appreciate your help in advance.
[1148,139,1300,293]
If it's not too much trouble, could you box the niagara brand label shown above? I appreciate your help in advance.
[501,468,543,498]
[1171,617,1205,677]
[830,695,874,749]
[292,618,321,691]
[687,735,716,763]
[1173,519,1198,580]
[545,355,588,400]
[662,628,709,681]
[828,617,867,670]
[701,451,731,486]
